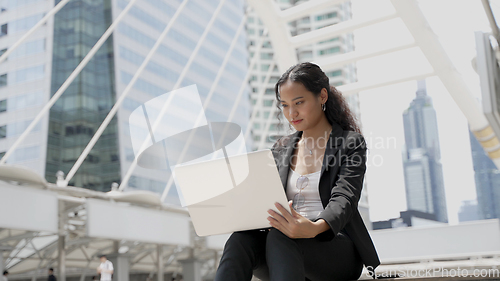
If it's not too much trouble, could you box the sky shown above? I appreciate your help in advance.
[350,0,496,224]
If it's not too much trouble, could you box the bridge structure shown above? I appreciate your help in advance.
[1,0,500,280]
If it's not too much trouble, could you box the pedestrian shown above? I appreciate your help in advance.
[2,271,8,281]
[47,268,56,281]
[96,255,113,281]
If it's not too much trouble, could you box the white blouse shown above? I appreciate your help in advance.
[286,167,324,220]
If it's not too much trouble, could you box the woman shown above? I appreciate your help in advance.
[214,62,380,281]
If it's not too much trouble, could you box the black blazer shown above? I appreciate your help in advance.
[270,121,380,272]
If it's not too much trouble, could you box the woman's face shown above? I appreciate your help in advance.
[279,80,326,131]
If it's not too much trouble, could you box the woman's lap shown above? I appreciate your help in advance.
[215,228,363,281]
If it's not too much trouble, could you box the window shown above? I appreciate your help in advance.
[117,0,165,31]
[318,46,341,56]
[9,14,43,34]
[129,175,166,193]
[253,123,260,129]
[0,74,6,87]
[121,71,166,97]
[261,64,270,71]
[269,76,279,83]
[263,100,273,107]
[7,91,43,110]
[260,53,273,60]
[0,100,6,112]
[326,70,342,77]
[0,48,6,56]
[125,147,135,162]
[316,12,338,21]
[319,37,340,44]
[0,125,5,138]
[0,23,7,37]
[8,39,45,59]
[13,65,44,84]
[3,0,44,9]
[265,88,274,95]
[9,145,39,163]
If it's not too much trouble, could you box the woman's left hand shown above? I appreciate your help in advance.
[268,201,329,239]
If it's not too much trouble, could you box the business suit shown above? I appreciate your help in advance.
[215,121,380,281]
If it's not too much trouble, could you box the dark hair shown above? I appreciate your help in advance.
[3,271,8,275]
[49,268,54,271]
[274,62,361,135]
[99,254,107,258]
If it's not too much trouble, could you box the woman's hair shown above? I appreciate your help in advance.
[274,62,362,135]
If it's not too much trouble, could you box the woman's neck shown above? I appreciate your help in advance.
[301,118,332,141]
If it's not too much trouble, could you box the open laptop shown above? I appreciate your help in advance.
[172,149,290,236]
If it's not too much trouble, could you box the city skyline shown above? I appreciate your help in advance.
[353,0,497,224]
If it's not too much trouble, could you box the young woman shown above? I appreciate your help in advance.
[214,62,380,281]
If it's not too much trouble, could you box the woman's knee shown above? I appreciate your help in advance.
[265,228,300,254]
[266,228,289,243]
[223,230,266,254]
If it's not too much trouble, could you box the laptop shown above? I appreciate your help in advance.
[172,149,290,236]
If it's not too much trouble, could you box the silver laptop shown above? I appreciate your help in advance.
[173,149,290,236]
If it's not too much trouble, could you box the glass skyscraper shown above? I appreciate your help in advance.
[0,0,249,203]
[469,129,500,219]
[402,80,448,223]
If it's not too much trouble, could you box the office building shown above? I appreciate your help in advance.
[402,80,448,223]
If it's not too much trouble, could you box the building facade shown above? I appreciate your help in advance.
[469,129,500,220]
[402,80,448,223]
[0,0,250,204]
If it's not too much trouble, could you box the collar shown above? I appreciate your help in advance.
[276,122,345,188]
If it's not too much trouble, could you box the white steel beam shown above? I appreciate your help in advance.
[158,12,250,200]
[390,0,500,169]
[160,27,268,200]
[247,0,297,72]
[258,98,278,150]
[315,42,417,72]
[69,0,190,186]
[337,72,434,96]
[279,0,346,23]
[0,0,140,165]
[117,0,226,193]
[240,60,275,153]
[290,13,398,48]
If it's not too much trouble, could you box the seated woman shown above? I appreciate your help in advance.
[214,62,380,281]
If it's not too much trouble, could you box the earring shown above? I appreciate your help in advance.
[322,103,326,111]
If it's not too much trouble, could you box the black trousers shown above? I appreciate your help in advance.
[214,228,364,281]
